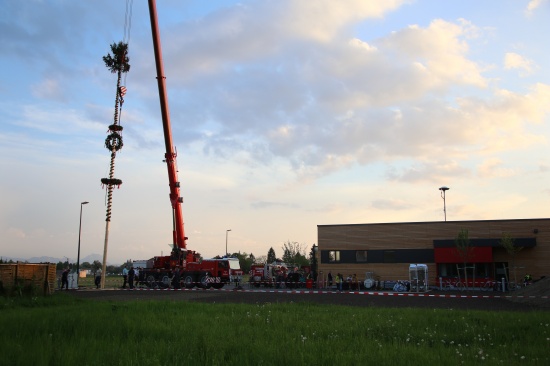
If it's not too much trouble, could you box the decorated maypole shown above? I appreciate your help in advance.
[100,42,130,289]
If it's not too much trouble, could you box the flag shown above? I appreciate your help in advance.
[119,86,127,105]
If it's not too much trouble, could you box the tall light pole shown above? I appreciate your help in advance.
[439,186,449,221]
[77,201,89,288]
[225,229,231,257]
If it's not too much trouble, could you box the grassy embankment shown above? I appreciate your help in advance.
[1,294,549,365]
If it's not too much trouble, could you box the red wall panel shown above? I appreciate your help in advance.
[434,247,492,263]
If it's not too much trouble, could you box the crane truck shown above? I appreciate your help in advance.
[135,0,242,289]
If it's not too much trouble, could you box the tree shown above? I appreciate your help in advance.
[500,232,522,286]
[309,245,318,280]
[454,229,474,290]
[227,252,255,274]
[281,241,308,266]
[106,265,119,274]
[267,247,276,264]
[92,260,102,273]
[255,255,267,264]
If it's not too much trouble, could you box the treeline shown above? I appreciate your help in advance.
[222,241,316,273]
[1,240,318,275]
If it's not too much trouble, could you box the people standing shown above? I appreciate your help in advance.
[334,273,340,291]
[61,268,69,290]
[134,267,140,287]
[128,267,135,289]
[95,268,101,289]
[171,266,181,289]
[328,271,333,289]
[122,266,128,289]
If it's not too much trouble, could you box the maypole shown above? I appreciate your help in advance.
[99,42,130,289]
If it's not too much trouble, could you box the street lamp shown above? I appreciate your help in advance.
[225,229,231,257]
[76,201,89,288]
[439,187,449,221]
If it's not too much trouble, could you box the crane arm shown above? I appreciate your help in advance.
[148,0,187,251]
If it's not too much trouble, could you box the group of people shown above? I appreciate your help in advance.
[121,266,183,289]
[274,268,312,289]
[122,266,146,289]
[327,272,359,291]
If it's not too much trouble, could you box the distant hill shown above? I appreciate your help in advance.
[81,254,103,263]
[1,253,117,265]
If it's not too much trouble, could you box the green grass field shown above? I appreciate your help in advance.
[1,293,549,365]
[74,274,123,289]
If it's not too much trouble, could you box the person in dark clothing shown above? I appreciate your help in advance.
[94,269,101,289]
[61,269,69,290]
[328,271,333,289]
[122,266,128,289]
[172,266,181,289]
[128,267,135,289]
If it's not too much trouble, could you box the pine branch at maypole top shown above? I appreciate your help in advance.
[103,41,131,74]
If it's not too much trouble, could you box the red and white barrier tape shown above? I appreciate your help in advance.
[85,287,549,299]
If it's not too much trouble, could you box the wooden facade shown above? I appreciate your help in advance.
[317,218,549,287]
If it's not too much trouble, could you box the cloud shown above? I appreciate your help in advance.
[163,18,486,160]
[371,198,414,210]
[476,158,515,178]
[251,201,299,209]
[504,52,535,75]
[6,227,26,239]
[525,0,549,15]
[31,78,66,102]
[143,9,550,185]
[386,161,471,183]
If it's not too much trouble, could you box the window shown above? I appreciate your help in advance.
[438,263,493,279]
[329,250,341,263]
[355,250,368,263]
[383,250,396,263]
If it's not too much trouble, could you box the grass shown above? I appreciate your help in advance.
[75,275,123,289]
[1,294,549,365]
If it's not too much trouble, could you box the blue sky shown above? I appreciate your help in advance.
[1,0,549,264]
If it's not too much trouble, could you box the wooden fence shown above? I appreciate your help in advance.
[0,263,57,295]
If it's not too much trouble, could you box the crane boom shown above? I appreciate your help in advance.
[148,0,187,251]
[133,1,243,288]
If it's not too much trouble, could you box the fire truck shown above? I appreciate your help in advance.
[249,263,312,288]
[135,0,242,289]
[249,263,278,287]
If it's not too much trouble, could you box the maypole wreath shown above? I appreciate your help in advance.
[104,132,123,152]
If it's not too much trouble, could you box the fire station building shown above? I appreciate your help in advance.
[317,218,549,287]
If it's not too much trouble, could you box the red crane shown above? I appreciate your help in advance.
[148,0,197,266]
[131,0,243,290]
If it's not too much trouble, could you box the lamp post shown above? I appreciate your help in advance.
[225,229,231,257]
[439,186,449,221]
[76,201,89,288]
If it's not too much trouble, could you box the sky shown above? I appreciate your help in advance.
[1,0,549,265]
